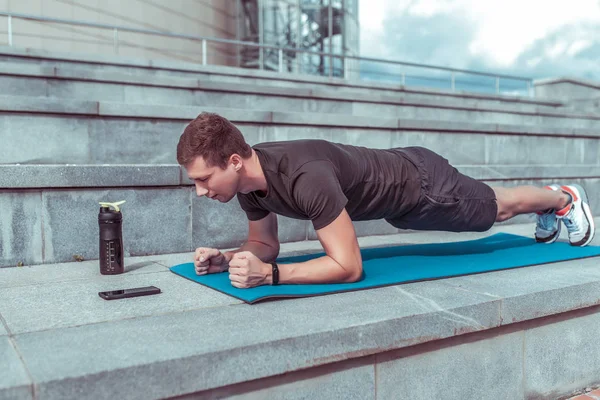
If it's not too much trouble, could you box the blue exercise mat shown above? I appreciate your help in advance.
[169,233,600,304]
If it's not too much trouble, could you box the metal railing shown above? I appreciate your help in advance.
[0,11,534,96]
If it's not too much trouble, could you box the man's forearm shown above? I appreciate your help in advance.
[266,256,361,284]
[223,241,279,264]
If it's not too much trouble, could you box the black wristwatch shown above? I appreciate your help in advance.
[270,262,279,285]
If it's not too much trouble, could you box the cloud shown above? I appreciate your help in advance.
[359,0,600,82]
[511,23,600,80]
[377,7,477,69]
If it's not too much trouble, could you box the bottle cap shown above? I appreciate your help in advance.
[99,200,126,212]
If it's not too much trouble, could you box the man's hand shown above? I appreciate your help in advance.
[194,247,230,275]
[228,251,270,289]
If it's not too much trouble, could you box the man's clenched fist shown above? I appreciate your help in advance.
[228,251,270,289]
[194,247,230,275]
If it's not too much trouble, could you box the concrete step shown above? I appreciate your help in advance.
[1,164,599,268]
[568,98,600,113]
[3,46,599,400]
[3,164,600,189]
[2,222,600,400]
[1,95,600,165]
[0,45,565,111]
[6,59,600,130]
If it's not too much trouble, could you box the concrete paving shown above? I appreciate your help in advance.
[1,221,600,399]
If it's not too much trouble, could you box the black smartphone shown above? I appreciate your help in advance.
[98,285,161,300]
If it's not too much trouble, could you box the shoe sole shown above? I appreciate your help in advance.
[535,184,561,244]
[536,222,561,244]
[566,183,596,247]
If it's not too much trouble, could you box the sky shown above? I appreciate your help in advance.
[358,0,600,85]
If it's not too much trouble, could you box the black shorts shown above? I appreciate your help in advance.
[386,146,498,232]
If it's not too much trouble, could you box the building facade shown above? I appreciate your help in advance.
[1,0,359,78]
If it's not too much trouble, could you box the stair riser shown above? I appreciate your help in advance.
[0,52,559,112]
[2,177,599,268]
[2,114,599,165]
[4,74,599,128]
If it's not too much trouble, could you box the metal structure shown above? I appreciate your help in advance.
[237,0,358,77]
[0,11,534,95]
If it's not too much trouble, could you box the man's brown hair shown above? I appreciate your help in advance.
[177,112,252,169]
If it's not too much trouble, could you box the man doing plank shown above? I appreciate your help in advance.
[177,113,595,289]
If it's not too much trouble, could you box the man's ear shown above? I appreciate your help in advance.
[230,154,243,171]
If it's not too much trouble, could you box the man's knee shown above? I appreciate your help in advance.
[492,187,515,222]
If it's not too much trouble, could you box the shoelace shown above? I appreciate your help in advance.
[562,204,585,235]
[538,211,557,231]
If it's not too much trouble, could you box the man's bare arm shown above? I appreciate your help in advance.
[224,241,278,263]
[264,209,363,284]
[223,213,280,264]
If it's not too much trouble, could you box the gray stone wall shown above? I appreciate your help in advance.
[535,77,600,101]
[2,172,599,268]
[172,306,600,400]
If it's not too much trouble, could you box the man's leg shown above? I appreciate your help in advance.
[389,147,593,244]
[493,184,595,246]
[492,185,569,221]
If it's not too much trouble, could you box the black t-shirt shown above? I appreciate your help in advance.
[237,139,421,230]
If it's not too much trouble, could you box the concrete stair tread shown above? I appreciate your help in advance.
[1,164,600,188]
[2,222,600,399]
[0,94,599,138]
[0,60,573,116]
[9,60,600,123]
[0,45,559,106]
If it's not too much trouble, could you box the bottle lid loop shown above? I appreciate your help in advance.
[99,200,126,212]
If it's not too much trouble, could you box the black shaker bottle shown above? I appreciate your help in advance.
[98,200,126,275]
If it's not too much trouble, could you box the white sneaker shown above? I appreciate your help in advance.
[535,184,561,244]
[556,184,595,247]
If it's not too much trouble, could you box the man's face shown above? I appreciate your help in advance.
[186,155,240,203]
